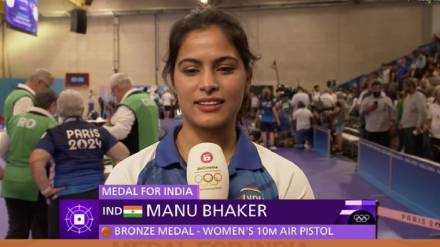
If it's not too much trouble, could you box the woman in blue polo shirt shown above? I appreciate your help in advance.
[106,7,314,200]
[29,89,130,238]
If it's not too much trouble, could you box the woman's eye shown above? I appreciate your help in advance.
[218,66,235,74]
[183,68,199,75]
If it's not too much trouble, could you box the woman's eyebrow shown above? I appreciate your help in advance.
[213,56,240,65]
[177,58,201,67]
[177,56,239,67]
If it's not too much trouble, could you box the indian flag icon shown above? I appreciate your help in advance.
[123,205,143,218]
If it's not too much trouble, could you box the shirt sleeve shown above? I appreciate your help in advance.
[100,127,119,153]
[359,97,369,115]
[13,97,33,115]
[35,131,55,155]
[104,105,135,140]
[282,168,315,199]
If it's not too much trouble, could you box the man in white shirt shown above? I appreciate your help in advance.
[311,85,321,103]
[3,69,54,126]
[360,81,396,147]
[292,101,314,149]
[104,73,159,154]
[291,87,310,111]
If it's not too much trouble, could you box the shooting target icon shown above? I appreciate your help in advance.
[64,204,95,234]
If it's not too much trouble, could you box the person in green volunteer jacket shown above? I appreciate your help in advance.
[3,69,54,127]
[104,73,160,154]
[0,88,58,239]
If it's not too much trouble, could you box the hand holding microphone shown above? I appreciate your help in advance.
[186,143,229,199]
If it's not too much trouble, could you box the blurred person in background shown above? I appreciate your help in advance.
[160,87,176,119]
[290,87,310,111]
[105,73,160,154]
[426,86,440,162]
[250,92,259,119]
[0,89,57,239]
[360,80,396,147]
[400,78,427,156]
[88,89,95,114]
[292,101,314,149]
[311,84,321,103]
[259,87,280,150]
[3,69,54,126]
[328,92,347,154]
[317,89,336,129]
[29,89,129,238]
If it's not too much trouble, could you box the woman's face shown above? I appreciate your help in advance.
[173,25,250,130]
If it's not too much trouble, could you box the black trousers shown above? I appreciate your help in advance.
[365,131,390,147]
[431,137,440,163]
[48,189,99,239]
[5,193,48,239]
[402,127,424,156]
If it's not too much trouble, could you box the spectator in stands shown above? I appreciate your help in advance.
[397,58,410,89]
[381,64,392,85]
[329,92,347,154]
[360,80,396,147]
[400,78,427,156]
[292,101,314,149]
[418,77,434,98]
[29,89,129,238]
[259,87,280,150]
[311,84,321,103]
[414,50,427,79]
[3,69,54,127]
[105,73,160,154]
[347,83,361,117]
[98,96,104,118]
[358,79,372,103]
[160,87,176,119]
[290,87,310,111]
[426,86,440,162]
[0,89,57,239]
[318,90,336,129]
[88,89,95,114]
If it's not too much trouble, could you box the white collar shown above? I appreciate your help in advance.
[121,88,140,103]
[17,83,36,96]
[29,107,55,121]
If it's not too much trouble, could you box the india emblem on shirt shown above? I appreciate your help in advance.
[240,186,264,200]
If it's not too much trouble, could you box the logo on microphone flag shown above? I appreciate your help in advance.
[200,152,213,163]
[123,206,143,218]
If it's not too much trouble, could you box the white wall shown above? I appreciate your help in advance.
[0,3,433,98]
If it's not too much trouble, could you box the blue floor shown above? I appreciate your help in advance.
[276,147,439,239]
[0,133,439,238]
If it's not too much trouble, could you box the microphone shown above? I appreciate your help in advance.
[186,143,229,199]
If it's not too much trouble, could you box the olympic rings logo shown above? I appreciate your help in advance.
[352,214,370,223]
[194,173,223,185]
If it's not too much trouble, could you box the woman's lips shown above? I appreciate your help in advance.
[194,98,225,112]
